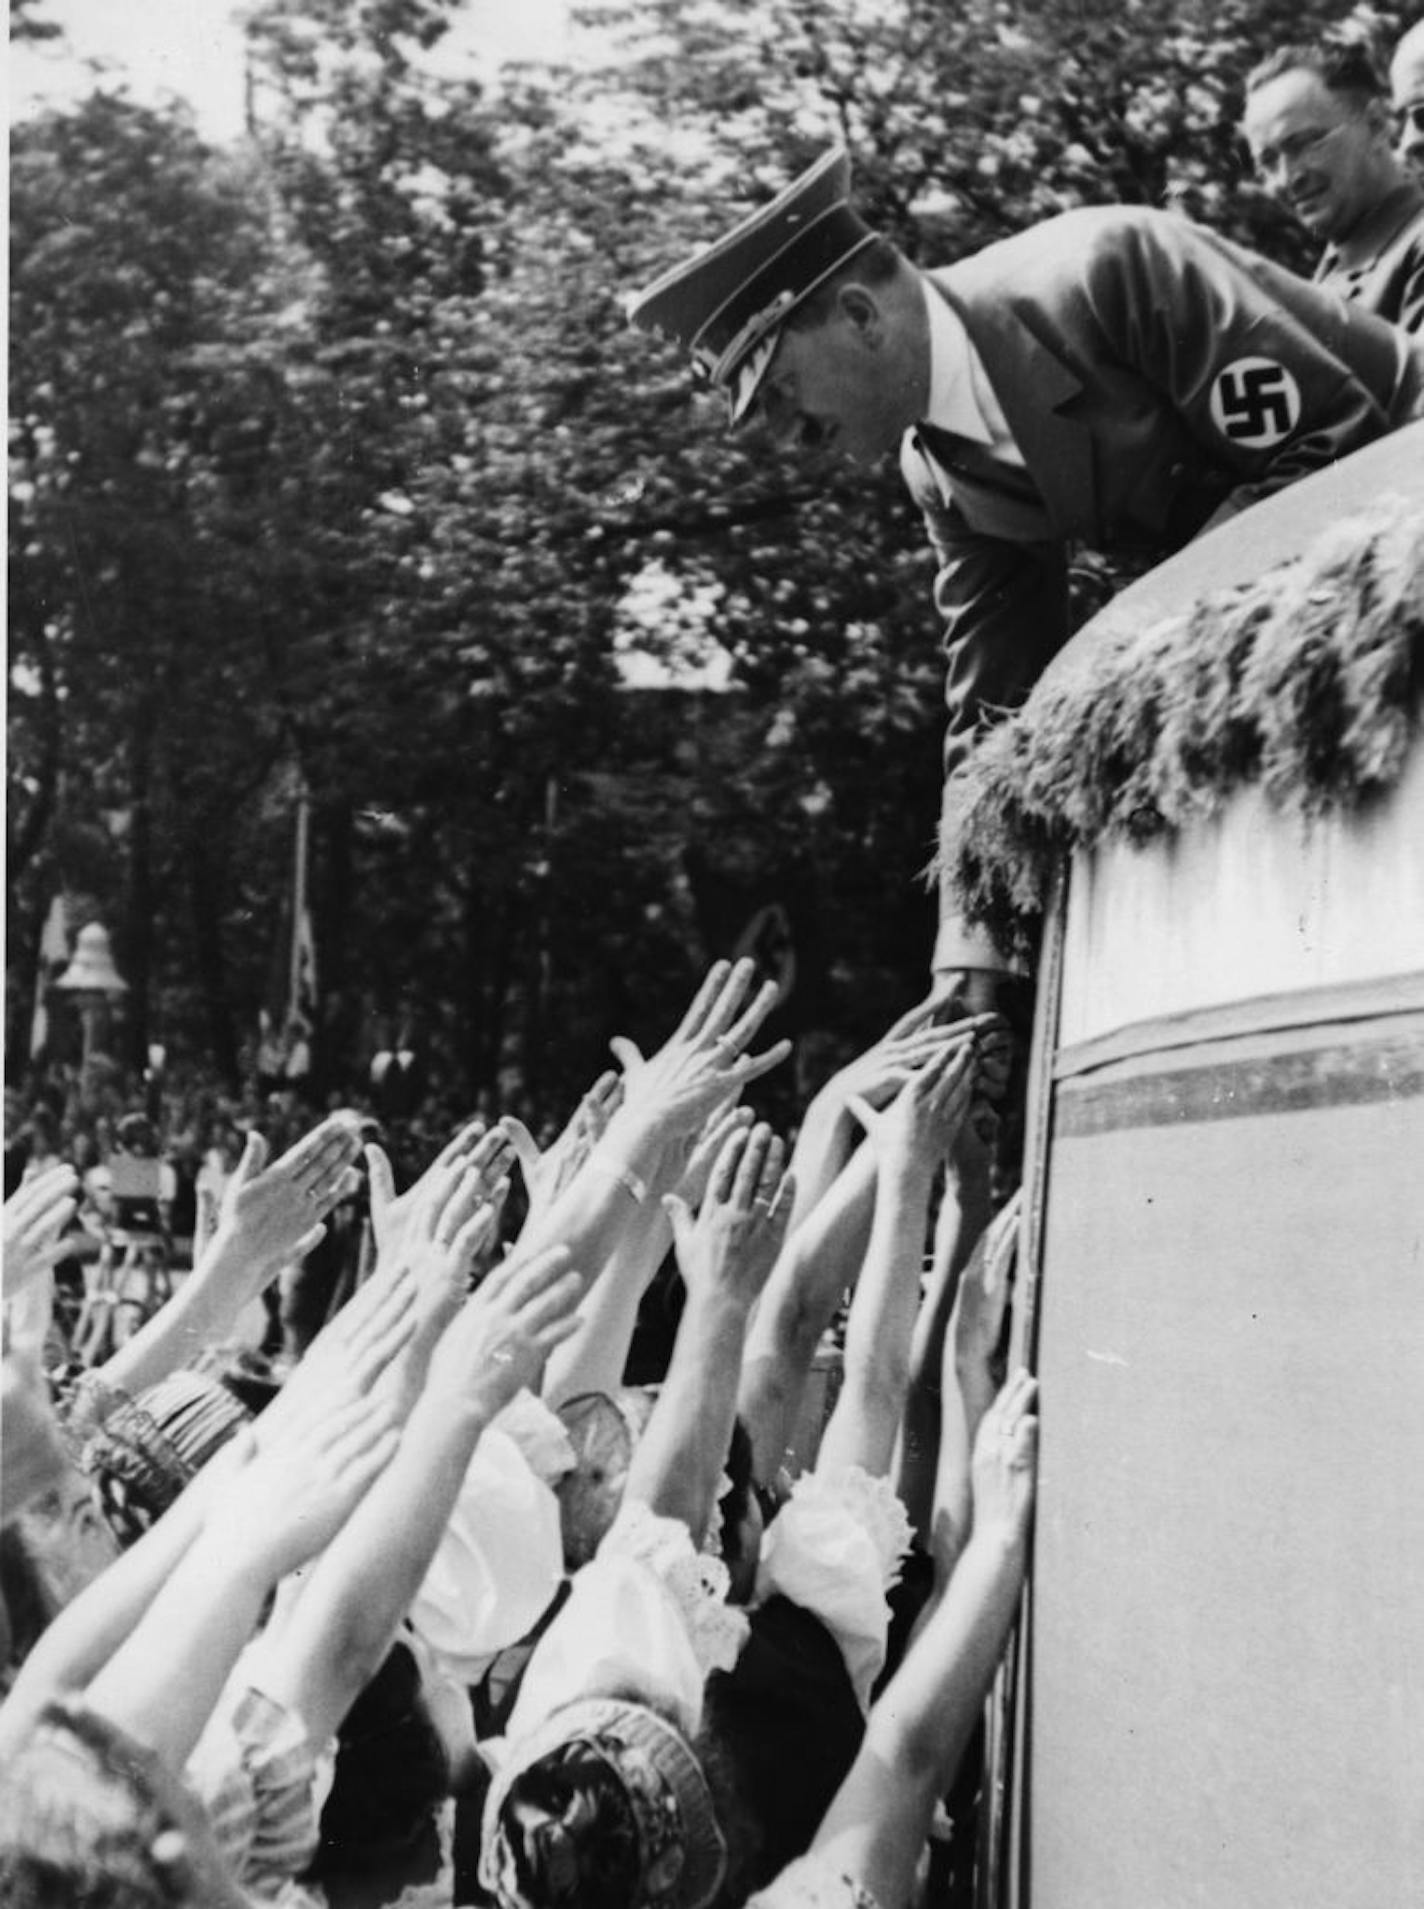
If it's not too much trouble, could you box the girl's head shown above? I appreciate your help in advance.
[10,1465,121,1617]
[480,1699,727,1909]
[554,1389,658,1571]
[0,1699,248,1909]
[80,1372,251,1549]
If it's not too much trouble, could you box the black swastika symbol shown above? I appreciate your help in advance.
[1214,363,1297,442]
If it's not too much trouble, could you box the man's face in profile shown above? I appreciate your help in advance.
[1392,39,1424,175]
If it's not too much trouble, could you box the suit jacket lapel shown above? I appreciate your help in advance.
[926,269,1102,541]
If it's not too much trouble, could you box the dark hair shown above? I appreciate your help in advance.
[690,1717,763,1909]
[1246,39,1386,106]
[500,1742,641,1909]
[315,1642,451,1871]
[715,1419,757,1578]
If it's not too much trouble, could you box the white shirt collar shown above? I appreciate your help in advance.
[921,275,996,446]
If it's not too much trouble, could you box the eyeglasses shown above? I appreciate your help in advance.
[1393,101,1424,141]
[1251,121,1349,181]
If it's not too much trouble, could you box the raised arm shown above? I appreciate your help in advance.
[82,1382,399,1769]
[622,1123,792,1543]
[3,1164,80,1305]
[499,1068,625,1235]
[541,1103,753,1409]
[512,959,790,1284]
[784,1004,967,1230]
[896,1055,1007,1545]
[365,1117,514,1273]
[248,1233,583,1748]
[736,1140,878,1484]
[925,1190,1021,1582]
[2,1166,81,1518]
[0,1447,218,1757]
[0,1247,418,1761]
[77,1114,361,1413]
[817,1037,976,1479]
[782,1370,1038,1909]
[740,1015,1000,1485]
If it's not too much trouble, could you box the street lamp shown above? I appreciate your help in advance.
[53,921,128,1064]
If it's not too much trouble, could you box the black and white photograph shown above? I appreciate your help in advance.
[4,3,1423,1905]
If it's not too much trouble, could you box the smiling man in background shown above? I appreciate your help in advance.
[1392,19,1424,177]
[1244,39,1424,332]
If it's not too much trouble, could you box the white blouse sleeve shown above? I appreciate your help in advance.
[490,1386,577,1487]
[506,1501,749,1742]
[753,1464,913,1712]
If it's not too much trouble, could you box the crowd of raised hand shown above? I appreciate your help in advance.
[0,960,1038,1909]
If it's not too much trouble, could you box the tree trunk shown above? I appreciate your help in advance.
[317,799,358,1095]
[123,713,154,1071]
[188,832,240,1089]
[7,622,63,883]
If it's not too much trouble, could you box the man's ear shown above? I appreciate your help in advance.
[836,282,883,345]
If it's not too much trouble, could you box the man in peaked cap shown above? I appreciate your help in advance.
[629,149,1424,1003]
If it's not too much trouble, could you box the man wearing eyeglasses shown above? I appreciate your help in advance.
[1392,20,1424,177]
[1243,40,1424,333]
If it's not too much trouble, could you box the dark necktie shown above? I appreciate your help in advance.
[913,421,1051,539]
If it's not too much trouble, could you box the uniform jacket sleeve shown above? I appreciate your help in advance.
[1075,211,1419,521]
[900,436,1069,972]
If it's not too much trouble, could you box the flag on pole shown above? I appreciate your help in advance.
[29,895,71,1059]
[286,781,317,1047]
[289,893,318,1029]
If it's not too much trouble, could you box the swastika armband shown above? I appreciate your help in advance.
[1209,358,1303,449]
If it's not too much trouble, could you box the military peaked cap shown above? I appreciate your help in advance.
[627,147,875,422]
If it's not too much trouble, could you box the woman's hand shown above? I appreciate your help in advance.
[220,1387,401,1582]
[847,1033,978,1182]
[502,1072,625,1224]
[827,1004,997,1118]
[608,959,791,1146]
[3,1164,80,1301]
[204,1114,362,1285]
[666,1101,756,1208]
[424,1242,585,1419]
[255,1253,419,1451]
[391,1154,507,1396]
[367,1119,513,1266]
[662,1122,795,1314]
[969,1366,1038,1552]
